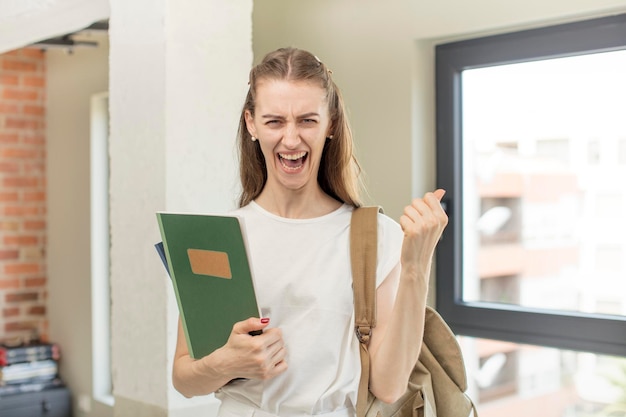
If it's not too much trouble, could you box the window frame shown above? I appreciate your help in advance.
[435,13,626,357]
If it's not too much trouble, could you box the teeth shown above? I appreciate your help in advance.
[279,152,307,160]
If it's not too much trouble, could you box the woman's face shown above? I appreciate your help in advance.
[245,79,331,195]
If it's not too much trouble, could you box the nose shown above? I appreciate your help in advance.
[281,123,300,149]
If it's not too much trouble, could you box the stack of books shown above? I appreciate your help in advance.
[0,341,64,396]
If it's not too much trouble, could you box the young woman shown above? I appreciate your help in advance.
[172,47,448,417]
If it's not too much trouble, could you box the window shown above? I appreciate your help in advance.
[90,92,113,407]
[435,13,626,416]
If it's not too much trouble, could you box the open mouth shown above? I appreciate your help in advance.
[278,151,308,171]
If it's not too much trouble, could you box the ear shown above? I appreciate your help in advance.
[326,125,334,139]
[244,110,257,138]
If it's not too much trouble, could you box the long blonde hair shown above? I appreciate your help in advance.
[237,47,363,208]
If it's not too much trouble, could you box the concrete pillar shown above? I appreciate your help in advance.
[108,1,252,415]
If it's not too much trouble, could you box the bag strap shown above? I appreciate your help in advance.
[350,206,382,417]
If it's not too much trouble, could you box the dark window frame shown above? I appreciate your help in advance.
[435,13,626,357]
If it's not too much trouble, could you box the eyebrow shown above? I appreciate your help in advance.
[261,112,320,120]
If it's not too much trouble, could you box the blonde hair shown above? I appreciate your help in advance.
[237,47,363,208]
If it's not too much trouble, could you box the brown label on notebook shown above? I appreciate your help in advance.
[187,249,232,279]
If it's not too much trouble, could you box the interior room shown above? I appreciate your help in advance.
[0,1,625,416]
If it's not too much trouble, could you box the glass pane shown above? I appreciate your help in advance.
[461,50,626,316]
[459,336,626,417]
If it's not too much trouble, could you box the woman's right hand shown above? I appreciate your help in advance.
[212,317,288,381]
[172,316,287,398]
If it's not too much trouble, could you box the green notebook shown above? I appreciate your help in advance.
[156,212,260,359]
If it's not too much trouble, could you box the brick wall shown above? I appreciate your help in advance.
[0,48,47,344]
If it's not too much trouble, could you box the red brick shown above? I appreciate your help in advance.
[0,48,47,343]
[23,191,46,202]
[2,206,41,216]
[1,89,38,101]
[22,76,45,88]
[5,263,40,275]
[3,206,25,216]
[23,220,46,230]
[24,277,46,287]
[4,320,39,332]
[0,74,19,85]
[23,162,46,173]
[0,148,38,159]
[20,49,45,59]
[0,161,20,173]
[0,192,19,202]
[23,135,45,146]
[0,221,20,231]
[27,305,46,316]
[0,278,21,289]
[0,249,19,260]
[3,235,39,246]
[3,176,39,187]
[0,102,19,113]
[5,291,39,302]
[2,60,37,72]
[0,132,19,142]
[2,307,20,317]
[23,105,45,116]
[5,117,42,130]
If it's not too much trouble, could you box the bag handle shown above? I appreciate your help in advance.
[350,206,382,417]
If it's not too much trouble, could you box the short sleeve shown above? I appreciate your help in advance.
[375,212,404,288]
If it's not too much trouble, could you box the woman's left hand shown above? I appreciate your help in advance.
[368,189,448,401]
[399,189,448,277]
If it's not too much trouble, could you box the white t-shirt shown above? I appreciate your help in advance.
[216,201,403,416]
